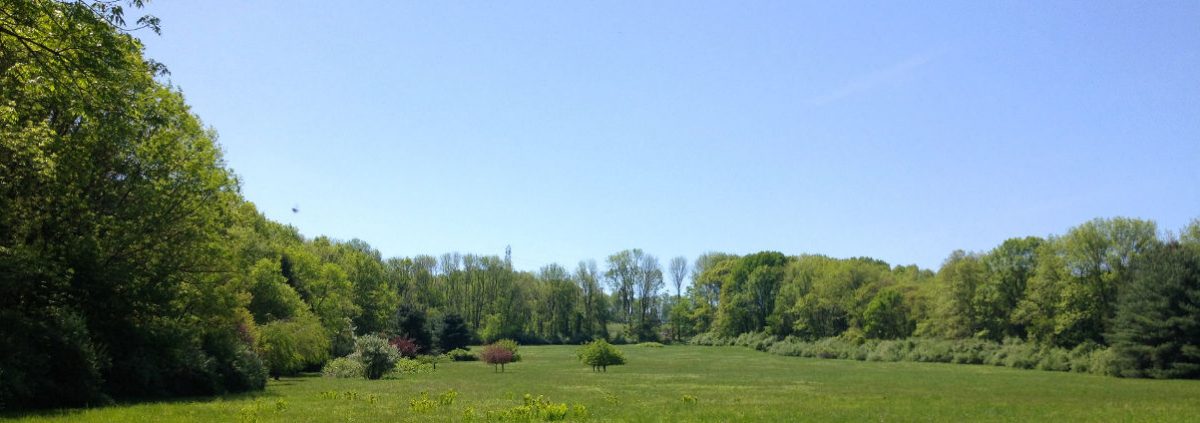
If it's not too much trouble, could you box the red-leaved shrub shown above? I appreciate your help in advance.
[389,336,420,358]
[480,343,515,372]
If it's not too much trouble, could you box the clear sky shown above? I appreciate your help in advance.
[138,1,1199,273]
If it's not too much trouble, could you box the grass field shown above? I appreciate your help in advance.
[9,345,1200,422]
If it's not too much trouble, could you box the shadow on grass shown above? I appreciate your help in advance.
[1,374,319,419]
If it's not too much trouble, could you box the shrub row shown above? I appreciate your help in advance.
[691,333,1118,376]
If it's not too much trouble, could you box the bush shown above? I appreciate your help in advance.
[383,358,434,378]
[689,332,733,346]
[867,340,906,362]
[494,339,522,362]
[446,348,478,361]
[322,357,364,378]
[355,334,400,380]
[389,336,420,358]
[1068,342,1102,373]
[0,309,108,409]
[578,339,626,372]
[730,331,780,351]
[637,342,665,348]
[1088,347,1119,376]
[257,316,330,380]
[480,343,516,372]
[225,345,268,391]
[757,335,1112,376]
[1037,348,1071,372]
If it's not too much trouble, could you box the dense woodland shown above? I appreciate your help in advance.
[3,0,1199,411]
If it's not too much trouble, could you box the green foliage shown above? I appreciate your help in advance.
[480,313,522,344]
[438,313,473,352]
[341,241,399,335]
[417,353,444,369]
[605,249,665,342]
[407,388,457,414]
[688,330,1127,376]
[978,237,1044,339]
[637,342,665,348]
[485,394,577,422]
[863,289,914,339]
[383,358,435,378]
[495,339,523,362]
[0,309,107,409]
[748,336,1115,375]
[714,252,788,336]
[258,316,330,379]
[246,259,307,323]
[480,341,519,372]
[0,0,267,407]
[928,251,988,339]
[577,339,626,371]
[1109,243,1200,378]
[1050,218,1158,346]
[391,305,433,354]
[329,318,357,359]
[320,357,364,379]
[446,348,479,361]
[226,345,269,392]
[354,334,400,380]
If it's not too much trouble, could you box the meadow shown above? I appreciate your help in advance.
[9,345,1200,422]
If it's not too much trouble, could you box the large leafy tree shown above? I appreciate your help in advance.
[1,0,257,408]
[1017,218,1160,347]
[574,260,606,339]
[863,288,914,339]
[258,315,329,380]
[929,250,987,338]
[978,237,1043,339]
[714,252,787,336]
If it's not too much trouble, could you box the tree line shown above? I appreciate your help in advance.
[3,0,1198,411]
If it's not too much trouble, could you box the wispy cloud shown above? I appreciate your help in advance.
[807,50,941,107]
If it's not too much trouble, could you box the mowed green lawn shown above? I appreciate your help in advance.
[10,345,1200,422]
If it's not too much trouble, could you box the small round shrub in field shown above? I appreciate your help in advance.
[355,334,401,380]
[494,339,522,361]
[480,343,516,372]
[578,339,626,372]
[445,348,477,361]
[637,342,665,348]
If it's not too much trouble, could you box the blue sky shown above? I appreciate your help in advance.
[139,1,1199,273]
